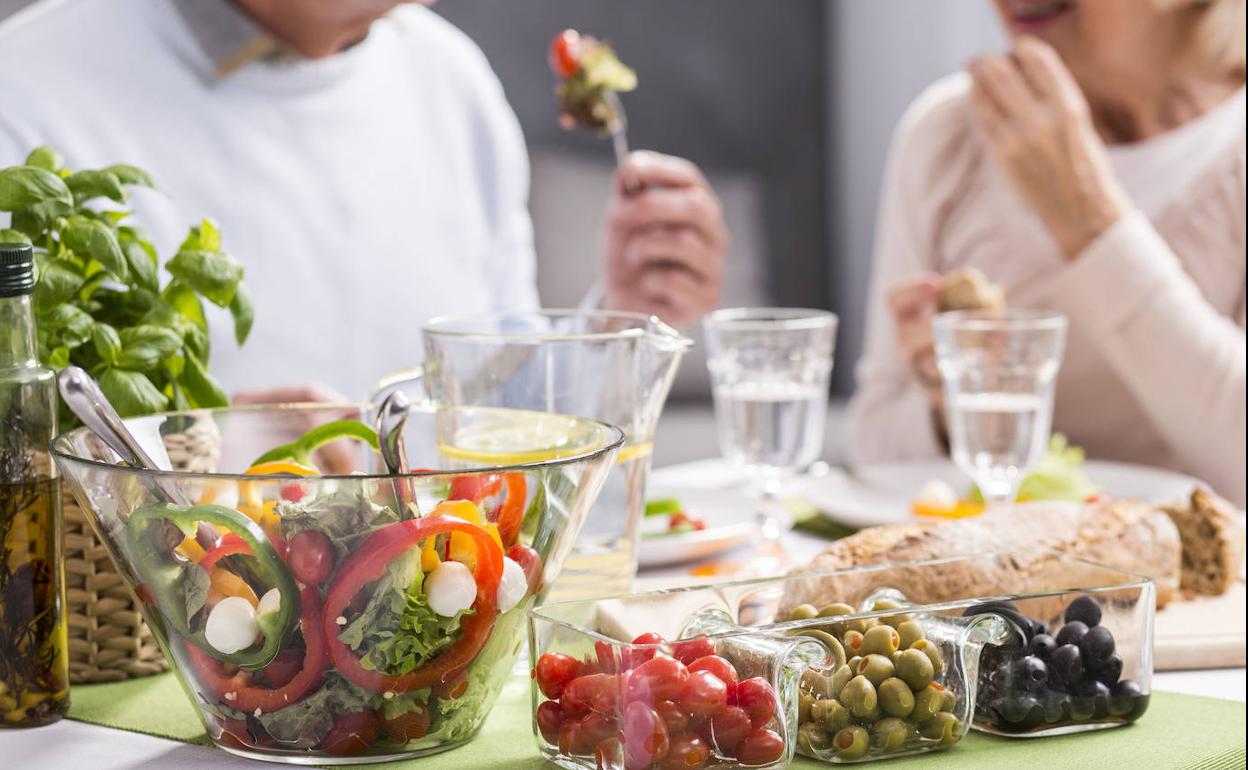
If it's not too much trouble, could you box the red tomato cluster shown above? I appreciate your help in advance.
[533,634,785,769]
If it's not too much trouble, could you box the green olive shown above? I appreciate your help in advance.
[897,619,926,649]
[910,638,945,675]
[856,653,895,687]
[871,597,908,628]
[842,630,865,656]
[860,703,882,723]
[797,721,833,754]
[798,689,816,722]
[919,711,961,744]
[802,668,833,700]
[839,675,878,719]
[795,629,847,670]
[788,603,819,620]
[818,601,867,635]
[833,726,870,760]
[940,689,957,713]
[895,648,935,691]
[878,677,916,719]
[860,624,901,657]
[911,684,945,723]
[811,697,850,732]
[846,655,863,673]
[871,716,914,752]
[829,664,854,699]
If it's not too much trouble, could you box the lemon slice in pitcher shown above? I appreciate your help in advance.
[437,408,606,466]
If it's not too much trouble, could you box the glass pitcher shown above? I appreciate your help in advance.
[375,310,691,600]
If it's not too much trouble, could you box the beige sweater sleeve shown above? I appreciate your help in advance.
[1045,210,1247,505]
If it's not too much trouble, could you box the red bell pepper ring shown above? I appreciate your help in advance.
[493,473,527,548]
[322,515,503,693]
[199,531,289,572]
[186,584,328,713]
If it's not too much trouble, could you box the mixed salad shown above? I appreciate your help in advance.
[912,435,1101,518]
[121,420,542,757]
[548,28,637,134]
[643,498,707,537]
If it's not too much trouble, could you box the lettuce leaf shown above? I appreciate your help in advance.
[338,550,473,677]
[971,434,1099,503]
[256,675,376,747]
[277,486,399,558]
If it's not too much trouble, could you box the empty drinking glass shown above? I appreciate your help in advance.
[703,308,837,570]
[933,309,1068,509]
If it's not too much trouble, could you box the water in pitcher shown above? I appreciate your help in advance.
[712,381,827,473]
[948,392,1050,488]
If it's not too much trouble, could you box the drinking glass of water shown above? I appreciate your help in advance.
[933,309,1067,509]
[703,308,837,569]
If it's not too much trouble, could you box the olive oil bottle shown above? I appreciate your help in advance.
[0,243,68,727]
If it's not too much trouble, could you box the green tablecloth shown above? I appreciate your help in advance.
[69,673,1245,769]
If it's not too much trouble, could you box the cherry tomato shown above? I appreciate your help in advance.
[679,670,728,719]
[434,671,469,700]
[655,700,688,736]
[559,719,583,755]
[381,706,431,742]
[563,673,618,716]
[595,733,625,770]
[279,482,306,502]
[624,632,665,670]
[626,656,690,704]
[578,712,619,754]
[735,728,784,766]
[622,702,670,769]
[706,706,751,756]
[321,710,381,756]
[257,648,303,688]
[735,678,777,729]
[536,652,581,699]
[448,475,487,502]
[670,636,716,665]
[537,700,565,744]
[548,29,582,78]
[687,655,739,699]
[288,529,334,585]
[595,640,619,674]
[661,733,711,770]
[506,544,543,593]
[215,717,258,749]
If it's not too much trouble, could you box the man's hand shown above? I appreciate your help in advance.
[888,274,944,404]
[601,151,728,328]
[967,37,1130,259]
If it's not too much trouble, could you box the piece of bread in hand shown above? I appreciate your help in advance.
[938,268,1005,312]
[1162,488,1246,596]
[785,499,1182,614]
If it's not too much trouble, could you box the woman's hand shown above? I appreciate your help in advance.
[967,37,1131,259]
[601,151,728,328]
[888,274,944,404]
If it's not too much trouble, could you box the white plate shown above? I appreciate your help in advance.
[637,486,756,568]
[804,459,1201,529]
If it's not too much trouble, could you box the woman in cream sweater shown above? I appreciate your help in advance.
[849,0,1246,506]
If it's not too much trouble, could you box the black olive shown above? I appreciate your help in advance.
[1048,643,1083,688]
[1028,633,1058,660]
[1109,679,1144,717]
[1055,620,1089,648]
[1064,595,1102,628]
[1073,679,1111,718]
[1093,653,1123,685]
[1079,626,1116,669]
[1016,655,1049,687]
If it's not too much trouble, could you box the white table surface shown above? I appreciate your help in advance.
[5,459,1243,767]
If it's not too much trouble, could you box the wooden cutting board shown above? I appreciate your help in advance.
[1155,581,1246,670]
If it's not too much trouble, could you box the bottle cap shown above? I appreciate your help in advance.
[0,243,35,298]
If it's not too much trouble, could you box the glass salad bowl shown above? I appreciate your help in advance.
[52,403,622,765]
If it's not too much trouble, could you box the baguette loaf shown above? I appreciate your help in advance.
[1162,488,1246,596]
[786,500,1182,612]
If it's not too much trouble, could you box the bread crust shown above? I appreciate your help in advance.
[1162,488,1246,596]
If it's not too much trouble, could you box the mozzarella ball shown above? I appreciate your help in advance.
[257,588,282,617]
[426,561,477,617]
[205,596,259,654]
[497,557,529,613]
[915,479,958,510]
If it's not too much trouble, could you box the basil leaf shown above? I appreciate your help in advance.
[229,283,254,346]
[33,260,82,313]
[117,324,182,370]
[47,346,70,369]
[119,229,158,291]
[166,248,242,308]
[161,279,208,330]
[92,322,121,364]
[99,368,168,417]
[0,228,31,245]
[10,204,57,238]
[102,163,156,189]
[183,560,210,623]
[43,304,94,349]
[171,380,192,411]
[180,351,229,409]
[0,165,73,212]
[177,218,221,253]
[62,215,128,281]
[65,170,127,204]
[24,146,64,173]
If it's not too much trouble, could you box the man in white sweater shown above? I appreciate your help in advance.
[0,0,728,399]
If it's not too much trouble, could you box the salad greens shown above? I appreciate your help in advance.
[277,487,399,558]
[257,675,375,747]
[971,434,1100,503]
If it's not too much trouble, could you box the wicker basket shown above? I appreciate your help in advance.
[63,414,222,683]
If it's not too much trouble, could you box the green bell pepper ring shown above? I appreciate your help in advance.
[249,419,380,468]
[126,503,300,669]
